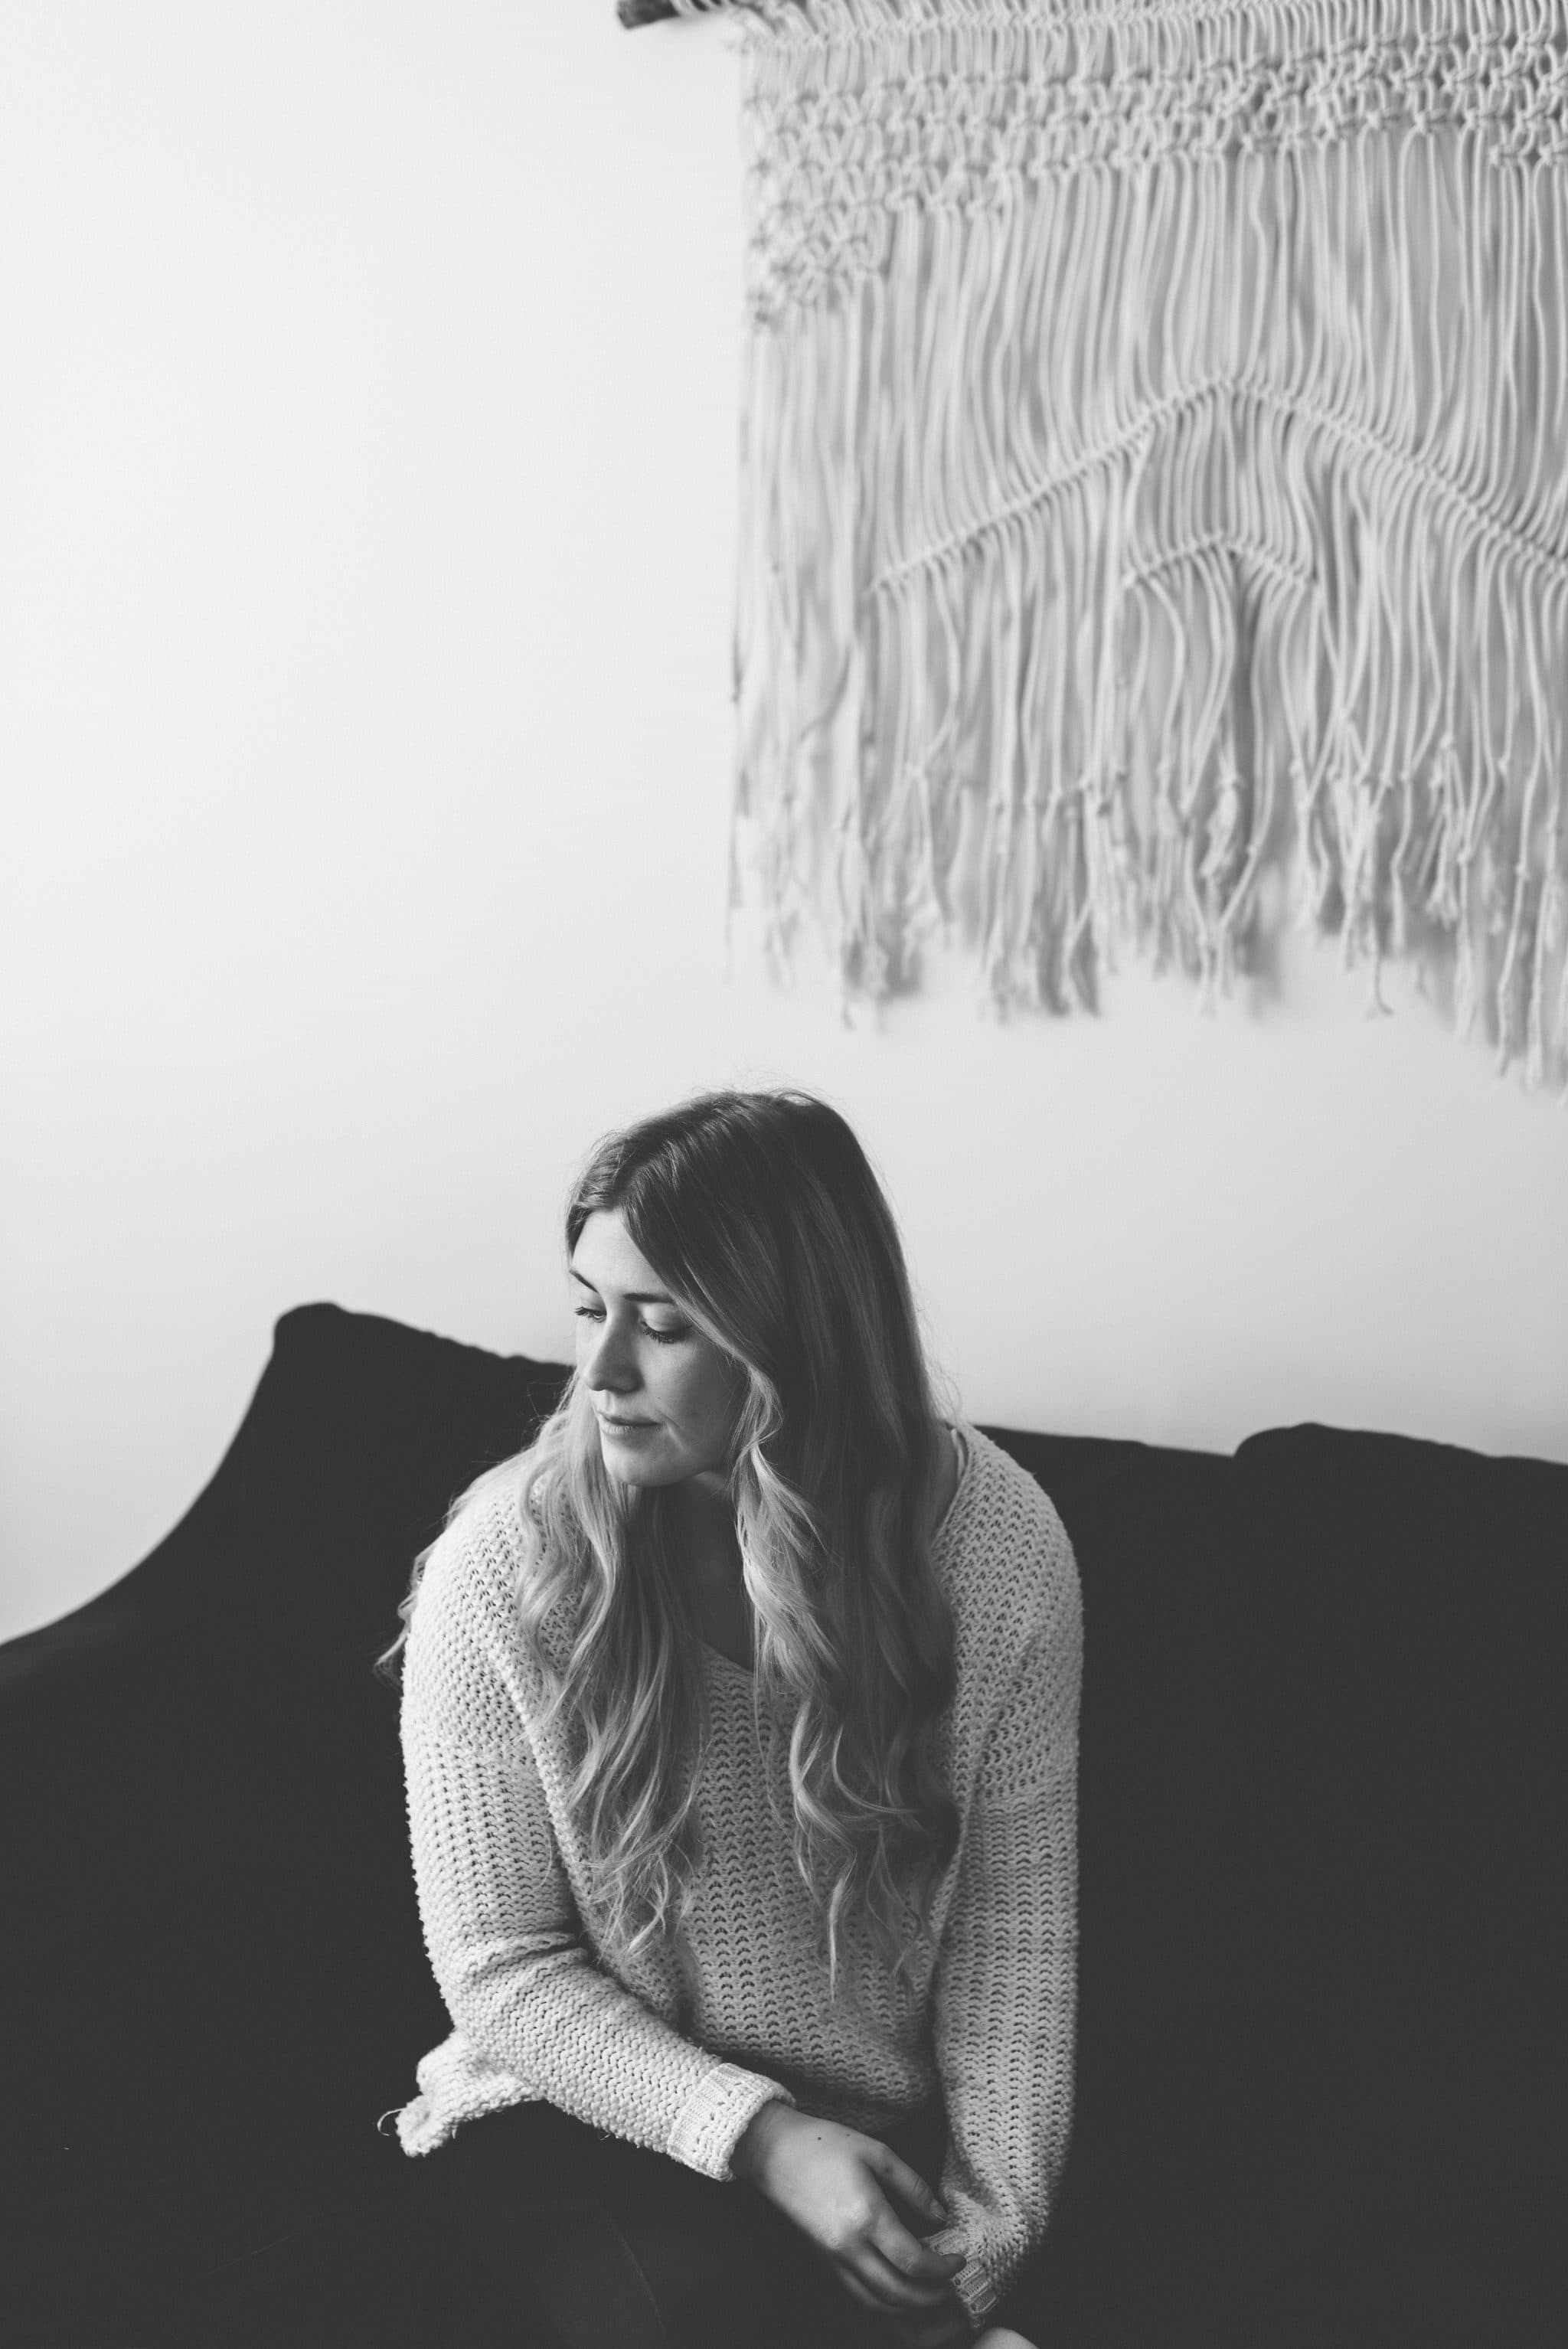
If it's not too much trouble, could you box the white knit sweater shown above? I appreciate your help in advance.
[395,1424,1081,2326]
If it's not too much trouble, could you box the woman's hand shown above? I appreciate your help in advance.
[731,2102,967,2323]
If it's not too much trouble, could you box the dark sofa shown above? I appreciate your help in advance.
[4,1304,1565,2347]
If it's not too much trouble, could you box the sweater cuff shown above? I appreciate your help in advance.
[667,2061,794,2181]
[952,2251,998,2328]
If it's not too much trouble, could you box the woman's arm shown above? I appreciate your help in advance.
[929,1537,1083,2328]
[399,1520,791,2179]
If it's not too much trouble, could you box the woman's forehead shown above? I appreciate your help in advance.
[569,1207,669,1299]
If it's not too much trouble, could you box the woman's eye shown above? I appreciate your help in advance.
[640,1322,690,1346]
[572,1303,685,1344]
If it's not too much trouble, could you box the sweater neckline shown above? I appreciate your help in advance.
[698,1423,973,1681]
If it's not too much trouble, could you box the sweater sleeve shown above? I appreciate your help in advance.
[929,1529,1083,2327]
[398,1519,792,2180]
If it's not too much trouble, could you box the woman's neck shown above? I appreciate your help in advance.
[669,1474,751,1667]
[669,1469,740,1568]
[930,1419,961,1533]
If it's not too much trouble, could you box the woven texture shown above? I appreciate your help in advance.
[397,1424,1082,2324]
[719,0,1568,1083]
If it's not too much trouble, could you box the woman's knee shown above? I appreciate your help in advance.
[436,2102,864,2349]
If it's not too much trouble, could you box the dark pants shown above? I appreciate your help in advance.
[433,2098,954,2349]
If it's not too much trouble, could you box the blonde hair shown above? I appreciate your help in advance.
[395,1090,958,1986]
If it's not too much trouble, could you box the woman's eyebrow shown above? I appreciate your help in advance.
[568,1266,675,1305]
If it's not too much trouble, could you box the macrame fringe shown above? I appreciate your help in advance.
[726,0,1568,1086]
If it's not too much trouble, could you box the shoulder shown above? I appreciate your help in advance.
[415,1465,529,1630]
[401,1465,535,1737]
[938,1424,1081,1701]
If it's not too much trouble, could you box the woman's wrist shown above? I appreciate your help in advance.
[729,2094,795,2186]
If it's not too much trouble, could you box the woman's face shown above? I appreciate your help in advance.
[570,1208,741,1488]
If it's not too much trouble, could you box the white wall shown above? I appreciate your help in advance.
[2,1,1564,1645]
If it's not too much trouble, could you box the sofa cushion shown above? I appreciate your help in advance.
[229,1302,570,1652]
[181,1310,570,2161]
[1219,1425,1568,2308]
[987,1428,1273,2344]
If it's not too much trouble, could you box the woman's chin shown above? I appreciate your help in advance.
[603,1460,658,1487]
[597,1431,671,1485]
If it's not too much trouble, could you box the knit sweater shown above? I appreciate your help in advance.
[395,1423,1082,2327]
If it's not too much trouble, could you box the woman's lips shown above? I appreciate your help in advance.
[597,1415,656,1436]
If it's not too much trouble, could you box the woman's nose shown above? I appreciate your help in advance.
[584,1321,638,1394]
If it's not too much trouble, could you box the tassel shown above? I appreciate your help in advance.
[724,0,1568,1085]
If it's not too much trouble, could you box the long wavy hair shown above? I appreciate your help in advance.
[395,1089,959,1985]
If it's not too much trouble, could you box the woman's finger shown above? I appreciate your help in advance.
[835,2266,889,2313]
[867,2202,967,2285]
[871,2145,951,2230]
[853,2238,963,2312]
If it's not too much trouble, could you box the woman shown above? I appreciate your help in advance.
[390,1090,1081,2347]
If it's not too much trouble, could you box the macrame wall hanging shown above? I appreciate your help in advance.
[625,0,1568,1088]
